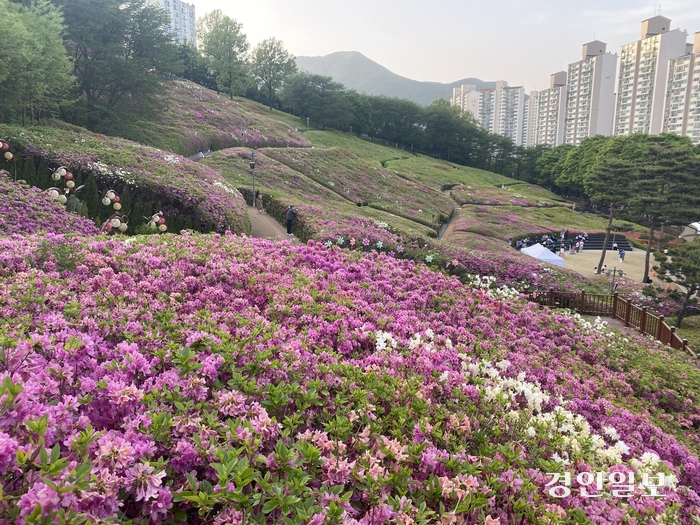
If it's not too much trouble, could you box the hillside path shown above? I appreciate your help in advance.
[438,208,461,240]
[246,206,298,242]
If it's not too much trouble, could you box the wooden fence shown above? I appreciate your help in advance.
[528,290,694,356]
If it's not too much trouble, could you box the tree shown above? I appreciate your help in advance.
[251,38,296,109]
[654,240,700,328]
[0,0,73,124]
[626,137,700,283]
[535,144,574,191]
[584,157,635,274]
[197,10,249,100]
[56,0,180,132]
[280,72,350,130]
[178,42,218,91]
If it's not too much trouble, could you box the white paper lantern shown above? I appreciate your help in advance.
[149,221,156,229]
[106,191,116,200]
[158,224,167,232]
[52,173,61,181]
[48,189,59,199]
[102,197,111,206]
[110,218,121,228]
[57,167,66,176]
[58,195,67,204]
[118,223,128,232]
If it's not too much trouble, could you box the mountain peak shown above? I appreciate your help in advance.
[295,52,494,106]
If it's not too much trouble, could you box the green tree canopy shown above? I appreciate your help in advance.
[655,240,700,327]
[251,38,297,109]
[0,0,72,124]
[197,10,250,100]
[56,0,180,132]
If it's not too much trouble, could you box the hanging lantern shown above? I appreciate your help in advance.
[0,141,8,151]
[148,221,156,229]
[102,197,111,206]
[106,191,116,200]
[48,189,60,199]
[112,195,120,203]
[4,152,13,160]
[58,195,67,204]
[64,172,73,180]
[113,202,122,211]
[110,218,121,228]
[118,223,128,232]
[52,173,61,181]
[158,217,166,225]
[103,222,113,233]
[158,224,167,232]
[56,167,67,177]
[66,180,75,189]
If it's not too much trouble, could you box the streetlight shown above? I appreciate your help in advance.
[249,151,257,207]
[605,267,625,294]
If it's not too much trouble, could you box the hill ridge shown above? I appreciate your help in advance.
[295,51,495,105]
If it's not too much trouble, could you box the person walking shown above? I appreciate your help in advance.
[255,191,264,213]
[619,249,625,263]
[286,205,297,236]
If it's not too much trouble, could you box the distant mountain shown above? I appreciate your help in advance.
[295,51,495,106]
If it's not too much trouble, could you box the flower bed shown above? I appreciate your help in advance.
[0,171,99,236]
[152,81,312,155]
[0,233,698,523]
[1,124,250,234]
[450,184,565,207]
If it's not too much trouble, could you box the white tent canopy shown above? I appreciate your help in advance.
[521,243,564,267]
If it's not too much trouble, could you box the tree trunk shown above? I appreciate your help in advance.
[658,224,664,252]
[597,204,615,274]
[643,218,656,283]
[676,286,698,328]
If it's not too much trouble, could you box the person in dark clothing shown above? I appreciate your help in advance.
[286,205,297,236]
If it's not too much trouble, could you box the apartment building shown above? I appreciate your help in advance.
[564,41,617,145]
[534,72,567,146]
[663,33,700,144]
[148,0,196,45]
[451,81,525,145]
[522,92,538,147]
[614,16,688,136]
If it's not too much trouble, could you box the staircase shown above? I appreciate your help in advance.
[550,234,633,252]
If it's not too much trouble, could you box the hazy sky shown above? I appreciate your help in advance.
[192,0,700,91]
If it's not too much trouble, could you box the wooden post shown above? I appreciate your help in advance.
[612,292,618,318]
[624,298,631,327]
[579,290,586,314]
[548,288,554,307]
[683,339,689,352]
[657,316,664,341]
[640,306,648,334]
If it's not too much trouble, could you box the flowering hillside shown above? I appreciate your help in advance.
[143,81,312,155]
[0,171,99,236]
[1,232,699,523]
[1,124,250,234]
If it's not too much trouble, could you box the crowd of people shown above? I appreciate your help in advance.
[512,229,589,256]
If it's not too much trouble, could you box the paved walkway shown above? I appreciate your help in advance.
[246,206,298,242]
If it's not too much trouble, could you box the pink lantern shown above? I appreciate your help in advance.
[158,217,166,225]
[112,195,120,203]
[64,172,73,180]
[0,141,8,151]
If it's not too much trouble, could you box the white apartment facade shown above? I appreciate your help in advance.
[451,81,525,145]
[564,41,617,145]
[534,72,567,146]
[148,0,196,45]
[614,16,688,136]
[663,33,700,144]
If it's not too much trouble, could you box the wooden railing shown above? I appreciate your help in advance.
[528,289,694,356]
